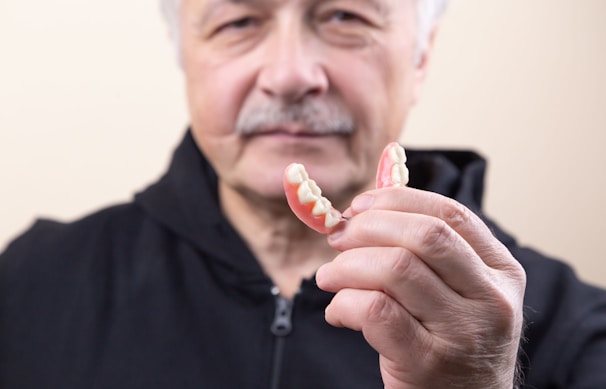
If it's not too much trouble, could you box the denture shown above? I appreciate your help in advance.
[376,142,409,188]
[283,163,343,234]
[283,142,409,234]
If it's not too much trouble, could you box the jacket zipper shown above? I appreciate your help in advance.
[269,286,294,389]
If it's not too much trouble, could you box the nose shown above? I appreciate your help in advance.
[257,25,329,103]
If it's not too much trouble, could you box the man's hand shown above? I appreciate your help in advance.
[316,187,526,389]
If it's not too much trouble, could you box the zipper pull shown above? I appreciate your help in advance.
[270,286,293,336]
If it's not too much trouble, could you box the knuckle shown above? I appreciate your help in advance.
[484,306,521,346]
[387,248,414,279]
[366,291,396,323]
[478,285,524,339]
[439,199,472,230]
[509,259,528,286]
[489,296,517,331]
[419,218,456,257]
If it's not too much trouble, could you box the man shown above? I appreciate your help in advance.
[0,0,604,388]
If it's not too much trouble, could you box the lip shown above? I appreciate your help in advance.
[245,131,348,147]
[250,130,327,138]
[245,123,312,136]
[243,123,349,139]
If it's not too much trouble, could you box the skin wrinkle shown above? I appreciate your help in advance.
[198,0,392,26]
[194,0,267,34]
[313,0,393,27]
[161,0,449,62]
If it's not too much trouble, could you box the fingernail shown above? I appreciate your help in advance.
[351,194,374,213]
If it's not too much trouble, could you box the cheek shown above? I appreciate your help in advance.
[368,43,418,141]
[181,34,259,138]
[182,51,259,176]
[329,49,409,143]
[190,63,262,158]
[184,61,243,136]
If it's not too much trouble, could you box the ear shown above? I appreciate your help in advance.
[411,23,440,105]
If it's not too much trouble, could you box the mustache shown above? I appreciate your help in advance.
[235,99,356,136]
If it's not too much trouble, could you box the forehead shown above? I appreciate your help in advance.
[184,0,416,27]
[191,0,398,12]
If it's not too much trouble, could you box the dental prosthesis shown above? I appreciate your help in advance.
[283,142,409,234]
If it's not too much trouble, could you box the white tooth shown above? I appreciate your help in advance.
[286,163,309,184]
[312,197,332,216]
[389,144,407,164]
[391,164,409,186]
[297,180,321,203]
[324,209,342,229]
[307,179,322,196]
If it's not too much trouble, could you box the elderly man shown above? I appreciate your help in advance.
[1,0,605,388]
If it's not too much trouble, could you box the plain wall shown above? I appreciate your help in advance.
[1,0,605,287]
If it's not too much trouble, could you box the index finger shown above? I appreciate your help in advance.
[344,187,516,272]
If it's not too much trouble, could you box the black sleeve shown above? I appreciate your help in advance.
[515,246,606,389]
[568,319,606,388]
[0,207,143,389]
[0,220,70,388]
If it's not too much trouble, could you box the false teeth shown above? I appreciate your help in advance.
[286,163,309,184]
[297,179,322,204]
[390,164,409,186]
[389,142,407,164]
[284,142,410,234]
[312,197,332,216]
[324,209,342,229]
[376,142,409,188]
[284,164,343,233]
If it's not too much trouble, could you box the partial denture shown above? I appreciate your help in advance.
[283,163,343,234]
[283,142,409,234]
[376,142,409,188]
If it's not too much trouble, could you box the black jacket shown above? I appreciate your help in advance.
[1,131,605,388]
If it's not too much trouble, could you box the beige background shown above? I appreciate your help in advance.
[1,1,605,287]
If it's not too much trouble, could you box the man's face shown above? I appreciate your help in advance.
[179,0,429,206]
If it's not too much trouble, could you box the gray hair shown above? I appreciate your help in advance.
[160,0,448,61]
[416,0,448,55]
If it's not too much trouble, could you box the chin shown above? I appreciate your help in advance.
[240,167,288,199]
